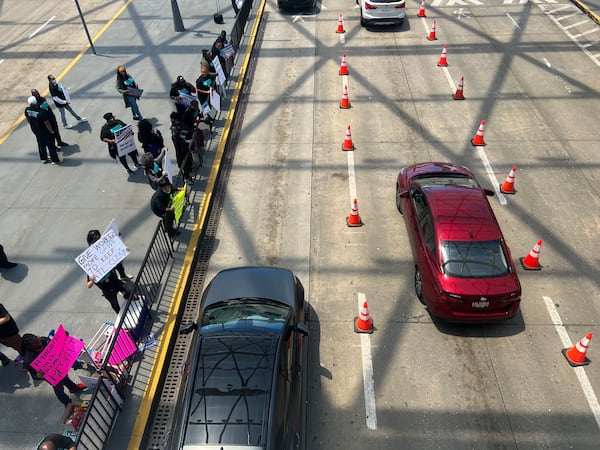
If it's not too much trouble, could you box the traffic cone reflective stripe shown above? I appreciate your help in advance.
[562,333,592,367]
[520,239,542,270]
[336,13,346,33]
[437,44,448,67]
[339,53,349,76]
[453,75,465,100]
[427,20,437,40]
[342,125,355,151]
[500,165,517,194]
[346,198,363,227]
[471,120,486,146]
[340,84,351,109]
[417,0,426,17]
[354,301,374,333]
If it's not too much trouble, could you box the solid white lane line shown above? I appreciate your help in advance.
[543,296,600,429]
[441,66,457,92]
[506,13,521,29]
[358,292,377,430]
[475,147,507,206]
[347,146,357,206]
[28,16,56,39]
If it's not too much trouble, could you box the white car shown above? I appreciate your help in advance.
[357,0,406,27]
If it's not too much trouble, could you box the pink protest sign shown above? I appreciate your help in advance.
[30,324,85,386]
[108,328,137,365]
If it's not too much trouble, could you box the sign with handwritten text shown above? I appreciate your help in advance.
[30,324,85,386]
[75,228,129,280]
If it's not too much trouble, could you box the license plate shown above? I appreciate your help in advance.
[472,301,489,308]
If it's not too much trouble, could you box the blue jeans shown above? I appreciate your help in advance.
[58,104,82,127]
[126,95,143,118]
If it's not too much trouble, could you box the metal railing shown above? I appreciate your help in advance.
[74,221,173,450]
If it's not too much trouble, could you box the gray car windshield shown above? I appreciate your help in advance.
[413,173,479,190]
[201,299,290,331]
[440,240,510,278]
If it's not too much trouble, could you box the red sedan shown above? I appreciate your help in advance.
[396,162,521,323]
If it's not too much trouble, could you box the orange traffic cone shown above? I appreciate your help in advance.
[346,198,363,227]
[336,13,346,33]
[342,125,355,151]
[354,301,374,333]
[471,120,486,146]
[417,0,426,17]
[520,239,542,270]
[500,165,517,194]
[562,333,592,367]
[453,75,465,100]
[427,20,437,40]
[339,53,349,76]
[437,44,448,67]
[340,84,351,109]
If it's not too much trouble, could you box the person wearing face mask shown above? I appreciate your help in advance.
[47,74,87,129]
[100,112,141,175]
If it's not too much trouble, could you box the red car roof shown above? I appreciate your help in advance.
[426,187,501,242]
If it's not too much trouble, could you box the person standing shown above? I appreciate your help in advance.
[31,89,68,147]
[22,333,86,407]
[0,303,22,360]
[86,229,132,280]
[47,74,87,129]
[116,66,143,120]
[0,244,17,269]
[137,119,166,161]
[100,112,140,175]
[24,96,61,164]
[151,179,179,238]
[169,75,196,120]
[170,111,193,182]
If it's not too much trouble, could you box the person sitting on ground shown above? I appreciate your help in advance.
[22,333,86,407]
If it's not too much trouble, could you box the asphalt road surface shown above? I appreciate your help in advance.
[204,0,600,448]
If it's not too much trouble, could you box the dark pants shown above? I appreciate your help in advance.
[118,151,139,172]
[35,133,60,162]
[53,376,80,406]
[163,210,177,238]
[0,244,10,266]
[48,111,63,145]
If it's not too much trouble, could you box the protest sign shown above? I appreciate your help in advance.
[212,56,227,87]
[210,88,221,112]
[176,91,196,107]
[172,184,187,224]
[163,149,174,185]
[30,324,85,386]
[115,124,137,157]
[220,44,236,60]
[126,87,144,98]
[75,228,129,280]
[103,218,120,237]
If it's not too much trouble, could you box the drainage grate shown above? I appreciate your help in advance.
[142,16,264,450]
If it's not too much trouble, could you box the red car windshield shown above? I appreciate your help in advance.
[413,173,479,190]
[440,239,510,278]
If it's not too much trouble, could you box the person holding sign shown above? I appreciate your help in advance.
[116,66,143,121]
[100,113,140,175]
[169,75,196,120]
[22,333,86,407]
[150,178,180,239]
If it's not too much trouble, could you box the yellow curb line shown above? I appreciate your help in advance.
[125,1,267,448]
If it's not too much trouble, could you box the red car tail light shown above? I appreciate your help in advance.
[365,2,377,9]
[395,2,406,8]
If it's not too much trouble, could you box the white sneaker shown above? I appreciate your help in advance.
[64,124,73,129]
[78,117,88,123]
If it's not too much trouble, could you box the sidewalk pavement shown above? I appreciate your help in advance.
[0,0,243,448]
